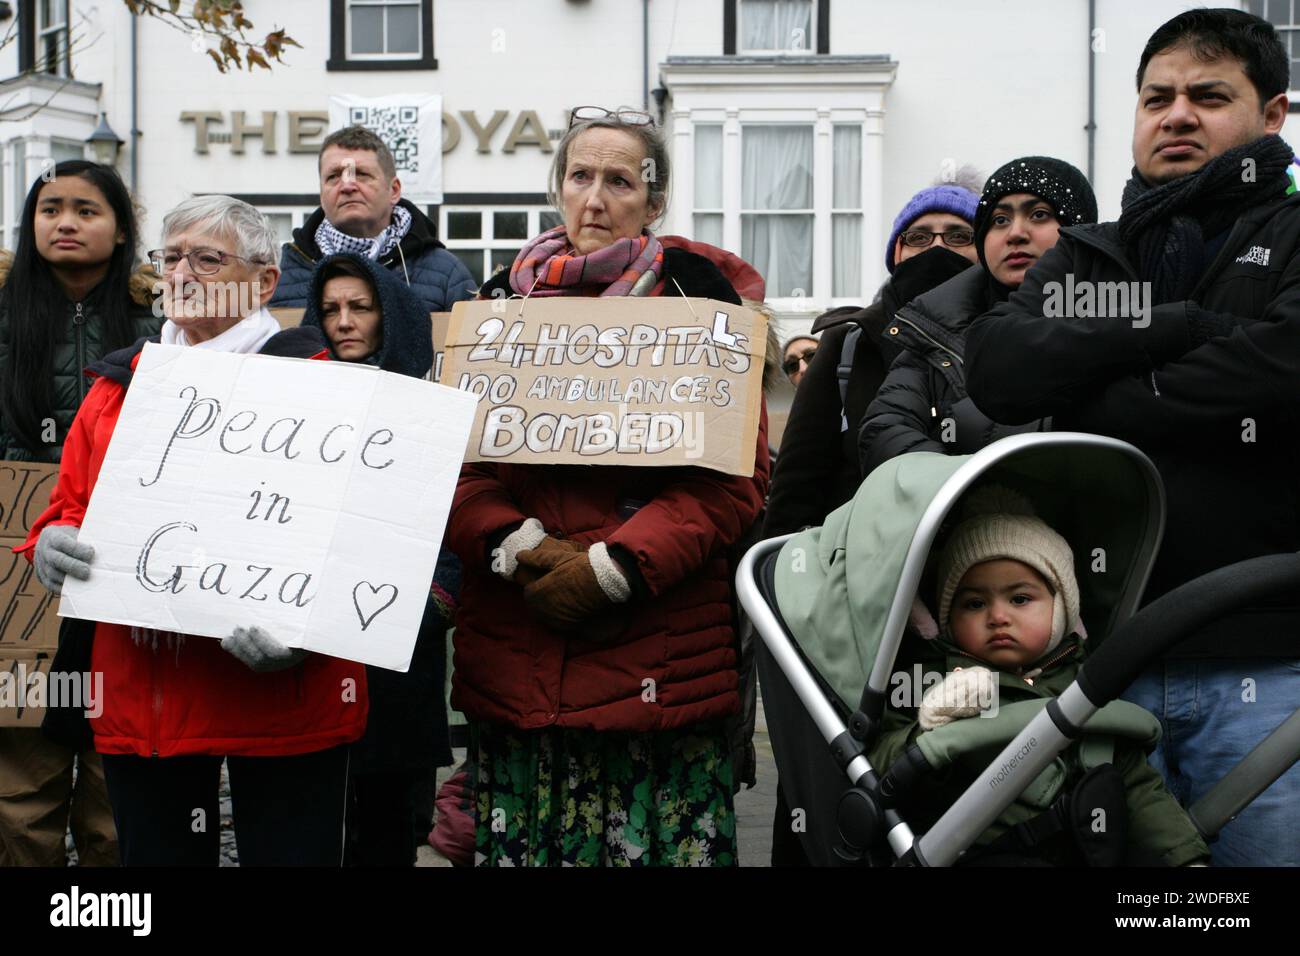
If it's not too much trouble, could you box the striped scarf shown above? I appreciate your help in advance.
[508,226,663,297]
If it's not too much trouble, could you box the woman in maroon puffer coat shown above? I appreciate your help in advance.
[449,110,769,867]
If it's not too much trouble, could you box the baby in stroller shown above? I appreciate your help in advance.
[869,488,1210,866]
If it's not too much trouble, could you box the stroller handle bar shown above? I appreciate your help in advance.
[1076,551,1300,707]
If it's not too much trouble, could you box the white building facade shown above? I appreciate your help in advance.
[1,0,1296,348]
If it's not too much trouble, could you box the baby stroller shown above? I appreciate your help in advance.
[738,433,1300,866]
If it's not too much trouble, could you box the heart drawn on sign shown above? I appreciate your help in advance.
[352,581,399,631]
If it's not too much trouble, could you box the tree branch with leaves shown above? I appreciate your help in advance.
[121,0,300,72]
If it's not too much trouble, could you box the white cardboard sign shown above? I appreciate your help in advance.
[58,344,477,672]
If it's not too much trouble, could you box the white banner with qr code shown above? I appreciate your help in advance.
[328,93,443,204]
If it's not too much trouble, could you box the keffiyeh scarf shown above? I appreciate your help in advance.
[316,203,412,261]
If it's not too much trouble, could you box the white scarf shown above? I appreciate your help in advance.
[160,307,281,354]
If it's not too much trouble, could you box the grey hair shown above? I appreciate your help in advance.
[548,116,671,226]
[160,195,278,265]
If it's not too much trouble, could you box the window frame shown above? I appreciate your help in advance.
[681,109,868,312]
[724,0,830,56]
[36,0,71,77]
[438,205,561,288]
[1248,0,1300,97]
[691,123,725,247]
[738,122,816,300]
[830,123,863,299]
[327,0,438,72]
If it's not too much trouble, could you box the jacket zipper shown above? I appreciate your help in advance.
[1028,643,1079,677]
[73,302,87,405]
[891,313,963,367]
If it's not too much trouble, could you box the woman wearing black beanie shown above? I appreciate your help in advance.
[858,157,1097,476]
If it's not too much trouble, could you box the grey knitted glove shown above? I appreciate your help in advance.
[34,525,94,595]
[491,517,547,580]
[221,626,308,672]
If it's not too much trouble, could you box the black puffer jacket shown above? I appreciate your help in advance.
[859,265,1047,477]
[763,247,972,538]
[0,255,161,462]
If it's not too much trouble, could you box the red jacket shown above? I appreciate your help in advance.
[450,249,770,732]
[19,333,369,758]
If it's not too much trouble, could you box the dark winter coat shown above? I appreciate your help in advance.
[965,190,1300,658]
[859,265,1046,477]
[0,255,162,462]
[302,252,455,772]
[270,199,477,314]
[762,247,972,538]
[451,250,770,733]
[20,327,372,758]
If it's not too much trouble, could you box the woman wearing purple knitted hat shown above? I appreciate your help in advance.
[761,176,980,866]
[859,156,1098,478]
[764,180,981,538]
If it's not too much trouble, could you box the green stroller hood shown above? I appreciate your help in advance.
[772,435,1165,712]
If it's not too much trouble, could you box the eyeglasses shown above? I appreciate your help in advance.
[782,347,817,376]
[148,248,267,276]
[900,228,975,249]
[568,106,655,129]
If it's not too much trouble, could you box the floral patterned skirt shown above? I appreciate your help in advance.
[470,721,736,867]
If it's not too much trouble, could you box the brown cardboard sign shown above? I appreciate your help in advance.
[0,651,55,727]
[269,307,452,381]
[442,297,767,476]
[0,462,61,650]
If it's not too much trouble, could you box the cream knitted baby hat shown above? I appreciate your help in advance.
[935,487,1081,652]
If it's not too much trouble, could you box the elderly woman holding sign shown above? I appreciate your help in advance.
[19,196,368,866]
[449,107,770,867]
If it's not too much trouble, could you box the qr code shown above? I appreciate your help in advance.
[349,105,419,174]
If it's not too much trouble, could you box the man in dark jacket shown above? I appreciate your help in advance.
[761,183,979,865]
[965,8,1300,866]
[269,125,476,313]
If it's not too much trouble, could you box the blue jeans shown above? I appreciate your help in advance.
[1122,659,1300,867]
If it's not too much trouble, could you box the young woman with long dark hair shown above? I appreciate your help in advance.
[0,160,159,866]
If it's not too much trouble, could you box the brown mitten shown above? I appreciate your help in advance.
[519,542,630,630]
[514,535,587,587]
